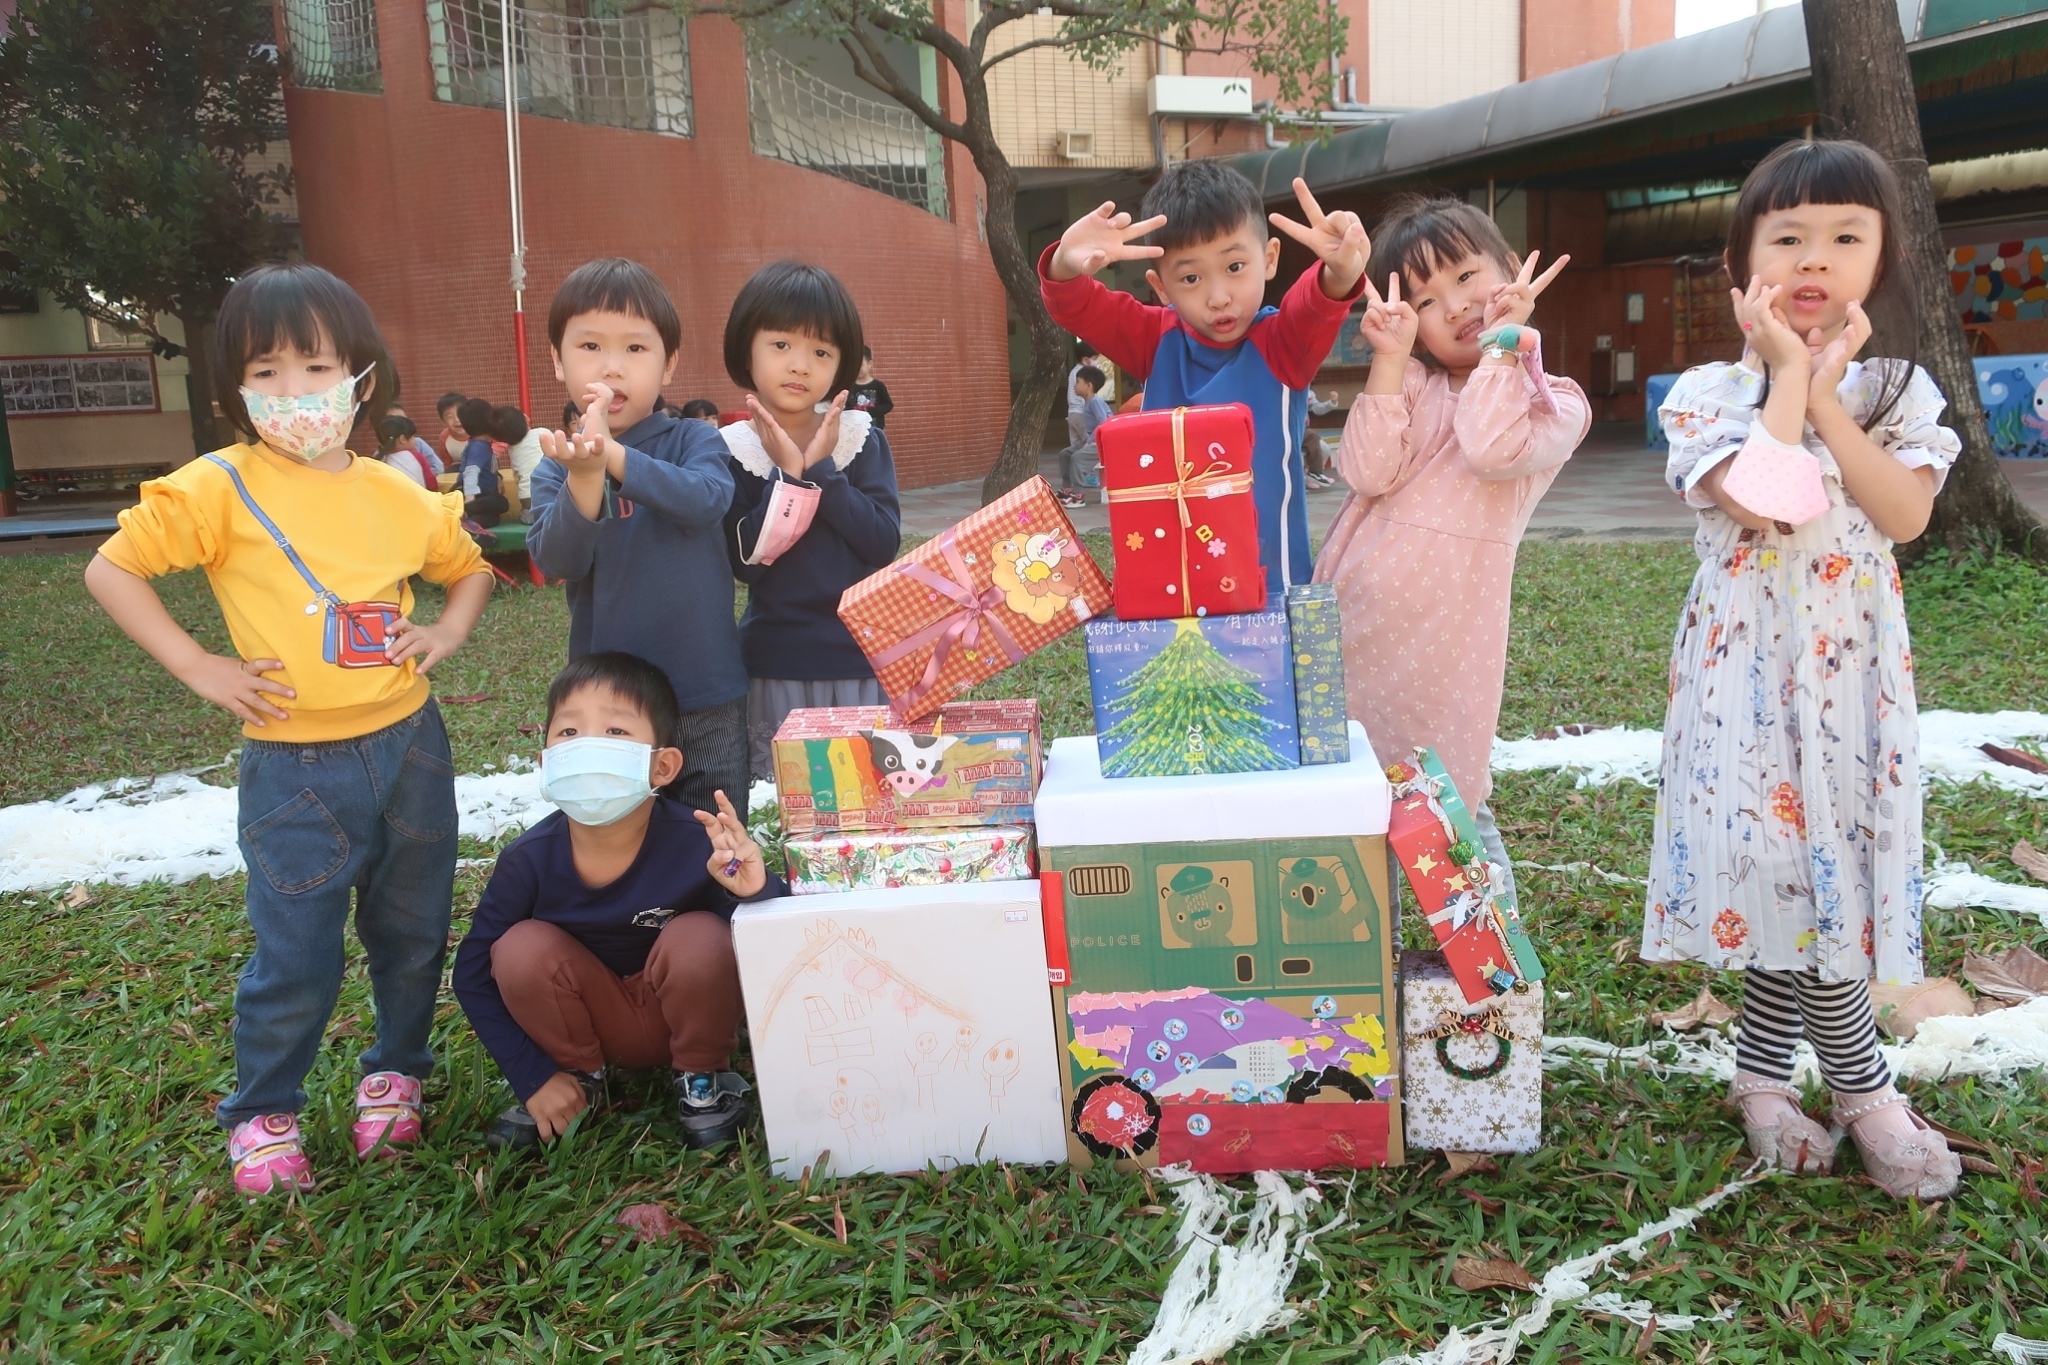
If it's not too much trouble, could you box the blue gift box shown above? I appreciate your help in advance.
[1085,606,1300,779]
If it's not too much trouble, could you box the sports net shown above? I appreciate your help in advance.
[426,0,692,137]
[745,44,946,217]
[280,0,383,93]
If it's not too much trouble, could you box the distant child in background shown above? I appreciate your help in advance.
[454,653,782,1152]
[1066,344,1102,421]
[377,414,436,487]
[495,404,544,521]
[679,398,721,427]
[385,403,446,477]
[848,346,894,429]
[529,257,753,819]
[1303,387,1340,487]
[1314,195,1585,907]
[718,260,901,779]
[82,264,493,1196]
[456,396,508,527]
[1645,138,1962,1200]
[437,391,469,466]
[1043,164,1369,591]
[1058,364,1110,507]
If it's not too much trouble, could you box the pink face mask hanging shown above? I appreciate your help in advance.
[1717,428,1832,527]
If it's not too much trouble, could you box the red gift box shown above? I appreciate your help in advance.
[1155,1100,1392,1173]
[1388,790,1520,1003]
[839,476,1111,721]
[1097,404,1267,621]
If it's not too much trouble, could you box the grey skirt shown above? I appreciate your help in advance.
[748,676,889,779]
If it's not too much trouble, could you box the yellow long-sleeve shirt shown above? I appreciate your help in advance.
[100,442,489,743]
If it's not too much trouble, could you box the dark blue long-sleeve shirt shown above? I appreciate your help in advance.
[723,419,901,681]
[452,799,787,1100]
[527,409,747,712]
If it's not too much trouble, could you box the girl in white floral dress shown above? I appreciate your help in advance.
[1643,139,1963,1199]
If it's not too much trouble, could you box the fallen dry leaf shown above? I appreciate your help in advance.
[2013,841,2048,884]
[1536,723,1598,740]
[1459,1189,1506,1216]
[441,692,493,705]
[1962,945,2048,1003]
[1982,744,2048,775]
[1434,1152,1499,1187]
[324,1310,357,1339]
[1451,1255,1540,1293]
[832,1200,847,1244]
[1631,1316,1659,1361]
[1920,1114,1999,1157]
[61,883,94,909]
[1648,987,1737,1031]
[1961,1154,2002,1175]
[517,722,541,735]
[616,1202,709,1246]
[1869,977,1974,1040]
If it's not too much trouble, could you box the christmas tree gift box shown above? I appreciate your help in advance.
[1399,950,1543,1154]
[731,881,1067,1178]
[1386,749,1544,1005]
[1035,724,1404,1173]
[1085,606,1300,779]
[1097,404,1268,621]
[1285,583,1350,766]
[772,700,1042,834]
[839,476,1110,722]
[784,825,1036,895]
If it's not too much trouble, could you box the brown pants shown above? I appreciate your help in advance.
[490,914,742,1075]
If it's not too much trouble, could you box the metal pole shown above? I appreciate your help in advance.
[501,0,531,414]
[0,372,16,518]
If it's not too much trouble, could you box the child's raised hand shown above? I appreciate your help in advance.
[1358,273,1419,359]
[1483,250,1569,329]
[1269,178,1370,297]
[577,384,616,444]
[696,789,766,898]
[1807,299,1872,411]
[538,426,607,475]
[1049,202,1167,281]
[1730,276,1809,375]
[746,396,808,478]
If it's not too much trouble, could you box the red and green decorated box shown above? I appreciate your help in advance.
[771,700,1040,833]
[1036,723,1402,1173]
[1096,404,1267,621]
[1386,748,1544,1005]
[839,476,1111,721]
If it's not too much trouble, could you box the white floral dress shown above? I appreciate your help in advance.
[1640,360,1959,986]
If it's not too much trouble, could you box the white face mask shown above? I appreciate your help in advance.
[540,736,656,826]
[240,362,375,462]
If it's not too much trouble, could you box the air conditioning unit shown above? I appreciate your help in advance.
[1147,75,1254,118]
[1056,129,1095,159]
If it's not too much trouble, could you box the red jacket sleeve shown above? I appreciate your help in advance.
[1037,244,1177,383]
[1248,262,1365,390]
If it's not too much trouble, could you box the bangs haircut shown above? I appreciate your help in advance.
[545,652,682,753]
[548,257,682,357]
[1726,137,1916,430]
[1141,160,1267,256]
[1366,195,1516,298]
[456,397,496,439]
[213,263,397,442]
[723,260,865,396]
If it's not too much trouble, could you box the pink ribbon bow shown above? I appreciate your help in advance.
[870,525,1027,719]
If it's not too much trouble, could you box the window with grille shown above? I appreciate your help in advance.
[281,0,383,94]
[746,42,947,217]
[426,0,692,137]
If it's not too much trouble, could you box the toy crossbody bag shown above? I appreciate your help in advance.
[203,454,400,669]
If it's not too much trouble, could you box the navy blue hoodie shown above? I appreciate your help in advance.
[528,409,747,712]
[722,410,901,681]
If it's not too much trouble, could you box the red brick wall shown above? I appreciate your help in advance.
[282,0,1010,489]
[1523,0,1674,80]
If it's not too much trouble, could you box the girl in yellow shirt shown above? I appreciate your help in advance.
[86,264,495,1197]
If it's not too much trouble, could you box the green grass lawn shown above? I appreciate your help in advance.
[1,543,2045,1362]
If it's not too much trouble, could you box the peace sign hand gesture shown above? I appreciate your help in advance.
[1269,178,1370,298]
[1483,250,1570,328]
[695,789,767,898]
[1049,202,1167,282]
[1358,273,1419,360]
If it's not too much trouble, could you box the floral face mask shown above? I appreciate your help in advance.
[239,362,374,461]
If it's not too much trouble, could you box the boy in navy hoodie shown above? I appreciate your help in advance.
[531,258,750,818]
[1040,164,1369,590]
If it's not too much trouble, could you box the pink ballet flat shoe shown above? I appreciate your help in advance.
[352,1071,423,1160]
[229,1113,316,1197]
[1729,1071,1836,1174]
[1832,1085,1962,1200]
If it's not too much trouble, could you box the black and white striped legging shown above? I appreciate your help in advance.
[1734,969,1891,1095]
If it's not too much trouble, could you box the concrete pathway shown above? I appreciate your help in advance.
[897,424,2048,545]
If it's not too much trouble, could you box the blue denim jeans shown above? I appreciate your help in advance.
[218,700,457,1127]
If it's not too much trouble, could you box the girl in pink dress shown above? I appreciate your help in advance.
[1314,197,1589,892]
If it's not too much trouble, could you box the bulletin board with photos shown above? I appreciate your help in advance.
[0,354,159,416]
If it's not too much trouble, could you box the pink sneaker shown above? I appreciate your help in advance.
[229,1114,315,1197]
[352,1072,423,1159]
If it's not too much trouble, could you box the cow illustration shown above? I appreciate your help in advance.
[861,729,961,796]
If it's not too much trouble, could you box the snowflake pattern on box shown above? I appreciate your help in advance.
[1399,950,1542,1154]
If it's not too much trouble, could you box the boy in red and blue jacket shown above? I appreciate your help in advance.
[1040,164,1369,590]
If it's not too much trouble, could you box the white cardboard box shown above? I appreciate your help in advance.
[732,881,1066,1178]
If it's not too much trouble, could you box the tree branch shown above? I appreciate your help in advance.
[838,26,970,143]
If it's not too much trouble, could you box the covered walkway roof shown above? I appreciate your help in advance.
[1230,0,2048,197]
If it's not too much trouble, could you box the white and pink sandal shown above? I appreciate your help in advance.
[229,1113,316,1197]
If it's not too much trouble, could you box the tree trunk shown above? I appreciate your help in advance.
[1802,0,2047,559]
[968,136,1068,505]
[181,309,222,460]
